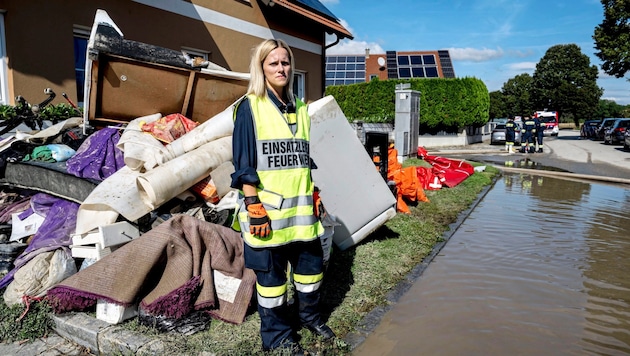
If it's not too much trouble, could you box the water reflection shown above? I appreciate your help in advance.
[353,173,630,355]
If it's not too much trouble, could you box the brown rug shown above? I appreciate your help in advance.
[48,215,255,324]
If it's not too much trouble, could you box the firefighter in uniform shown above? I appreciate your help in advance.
[534,116,546,153]
[505,115,517,153]
[231,39,334,354]
[520,115,536,153]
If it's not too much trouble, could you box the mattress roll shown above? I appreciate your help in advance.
[136,136,232,209]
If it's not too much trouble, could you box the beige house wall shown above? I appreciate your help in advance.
[0,0,335,107]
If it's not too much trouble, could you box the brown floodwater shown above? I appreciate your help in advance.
[353,172,630,355]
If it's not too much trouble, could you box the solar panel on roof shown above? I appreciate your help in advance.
[294,0,338,20]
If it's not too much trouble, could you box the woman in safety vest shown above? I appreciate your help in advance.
[230,39,334,354]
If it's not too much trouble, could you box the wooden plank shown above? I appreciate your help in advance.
[182,71,196,116]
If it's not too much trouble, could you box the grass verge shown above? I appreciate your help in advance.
[0,159,499,355]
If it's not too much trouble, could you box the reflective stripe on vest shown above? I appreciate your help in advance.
[237,94,323,247]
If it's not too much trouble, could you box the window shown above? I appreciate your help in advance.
[0,13,8,105]
[370,74,378,81]
[182,47,209,61]
[399,67,411,78]
[73,27,90,107]
[293,71,305,100]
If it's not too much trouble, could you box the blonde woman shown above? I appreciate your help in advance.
[230,39,333,353]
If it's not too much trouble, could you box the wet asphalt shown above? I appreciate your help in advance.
[430,130,630,181]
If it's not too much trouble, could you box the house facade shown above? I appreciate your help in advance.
[0,0,351,107]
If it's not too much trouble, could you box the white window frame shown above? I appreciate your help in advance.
[0,12,9,105]
[73,26,90,108]
[293,70,305,101]
[181,46,210,61]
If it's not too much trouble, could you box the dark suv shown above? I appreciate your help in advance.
[604,118,630,145]
[595,118,620,140]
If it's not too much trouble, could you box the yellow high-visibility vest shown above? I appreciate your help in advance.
[235,94,323,247]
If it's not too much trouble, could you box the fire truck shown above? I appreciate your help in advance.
[533,110,559,136]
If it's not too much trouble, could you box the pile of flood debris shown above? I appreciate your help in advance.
[0,109,256,330]
[0,9,399,335]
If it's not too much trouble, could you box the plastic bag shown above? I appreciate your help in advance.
[46,144,76,162]
[140,113,198,144]
[4,248,77,306]
[66,127,125,181]
[0,194,79,289]
[137,306,211,335]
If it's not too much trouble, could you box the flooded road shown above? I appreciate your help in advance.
[353,172,630,355]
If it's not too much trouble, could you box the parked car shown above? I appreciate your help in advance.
[581,119,602,139]
[490,123,521,145]
[604,118,630,145]
[595,118,620,140]
[624,126,630,150]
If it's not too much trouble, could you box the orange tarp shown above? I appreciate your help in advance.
[387,145,429,214]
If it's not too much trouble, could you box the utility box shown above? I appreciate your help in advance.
[394,84,420,157]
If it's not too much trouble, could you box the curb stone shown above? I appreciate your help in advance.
[52,313,165,355]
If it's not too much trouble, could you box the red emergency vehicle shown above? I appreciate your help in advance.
[533,110,559,136]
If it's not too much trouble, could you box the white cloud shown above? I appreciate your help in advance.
[447,47,504,62]
[326,39,385,55]
[506,62,536,72]
[326,18,384,55]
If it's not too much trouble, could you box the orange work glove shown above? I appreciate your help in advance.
[313,187,327,221]
[245,196,271,238]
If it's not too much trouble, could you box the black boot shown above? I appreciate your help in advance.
[304,323,336,340]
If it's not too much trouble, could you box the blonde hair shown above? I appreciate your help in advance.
[247,39,295,103]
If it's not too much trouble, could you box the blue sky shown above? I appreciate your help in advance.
[321,0,630,105]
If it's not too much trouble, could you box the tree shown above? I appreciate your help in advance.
[530,44,602,126]
[489,90,507,119]
[501,73,533,117]
[593,0,630,78]
[594,99,627,119]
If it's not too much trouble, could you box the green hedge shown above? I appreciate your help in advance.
[324,77,489,133]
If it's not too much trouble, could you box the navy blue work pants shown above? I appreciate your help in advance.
[244,239,324,350]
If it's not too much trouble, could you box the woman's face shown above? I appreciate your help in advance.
[263,47,291,97]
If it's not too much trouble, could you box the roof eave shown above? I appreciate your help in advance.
[262,0,354,40]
